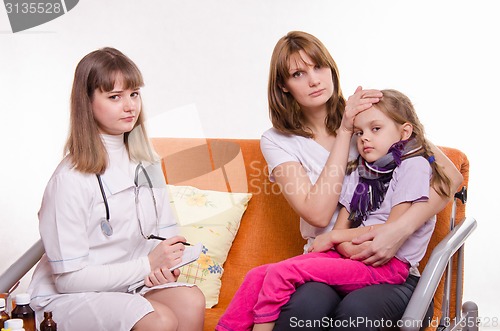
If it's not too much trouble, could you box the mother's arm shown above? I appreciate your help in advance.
[272,87,382,227]
[272,129,352,228]
[309,199,412,254]
[349,143,463,266]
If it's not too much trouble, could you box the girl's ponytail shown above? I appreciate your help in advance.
[422,140,453,198]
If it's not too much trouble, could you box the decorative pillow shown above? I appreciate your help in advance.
[166,185,252,308]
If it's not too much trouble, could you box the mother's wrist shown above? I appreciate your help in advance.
[337,126,354,136]
[391,218,414,239]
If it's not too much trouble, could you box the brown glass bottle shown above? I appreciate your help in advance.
[0,298,10,328]
[11,293,35,331]
[40,311,57,331]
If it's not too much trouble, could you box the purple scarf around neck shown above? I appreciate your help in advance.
[348,138,423,227]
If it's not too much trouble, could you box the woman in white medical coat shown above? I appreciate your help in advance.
[28,47,205,330]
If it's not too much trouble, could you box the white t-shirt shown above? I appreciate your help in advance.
[260,127,358,252]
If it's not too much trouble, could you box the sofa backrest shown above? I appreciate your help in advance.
[151,138,304,309]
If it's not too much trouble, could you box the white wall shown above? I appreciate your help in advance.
[1,0,498,323]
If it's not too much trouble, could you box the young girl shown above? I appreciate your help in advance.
[218,31,463,331]
[28,47,205,331]
[218,89,452,331]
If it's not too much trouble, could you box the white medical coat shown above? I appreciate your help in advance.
[28,134,178,313]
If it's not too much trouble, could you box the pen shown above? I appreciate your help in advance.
[147,234,192,246]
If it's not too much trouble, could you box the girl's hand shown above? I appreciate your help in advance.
[308,232,335,253]
[341,86,382,133]
[147,235,187,271]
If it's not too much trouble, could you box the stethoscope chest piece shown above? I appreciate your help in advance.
[100,218,114,237]
[97,174,113,237]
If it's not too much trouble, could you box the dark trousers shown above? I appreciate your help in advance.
[273,275,433,331]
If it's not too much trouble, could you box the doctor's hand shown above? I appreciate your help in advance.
[147,235,187,273]
[144,266,180,287]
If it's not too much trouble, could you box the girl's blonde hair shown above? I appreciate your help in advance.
[364,89,452,198]
[268,31,345,138]
[64,47,158,174]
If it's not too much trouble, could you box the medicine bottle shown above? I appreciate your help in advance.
[39,311,57,331]
[10,294,34,331]
[4,318,25,330]
[0,298,10,328]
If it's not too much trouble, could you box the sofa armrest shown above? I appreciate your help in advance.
[400,216,477,331]
[0,239,44,293]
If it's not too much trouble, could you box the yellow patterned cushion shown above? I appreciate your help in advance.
[166,185,252,308]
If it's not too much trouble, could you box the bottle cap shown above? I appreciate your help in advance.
[5,318,23,328]
[0,298,5,308]
[14,293,30,305]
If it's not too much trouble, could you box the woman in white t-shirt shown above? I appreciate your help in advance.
[217,89,454,331]
[264,31,464,331]
[233,31,462,331]
[28,47,205,331]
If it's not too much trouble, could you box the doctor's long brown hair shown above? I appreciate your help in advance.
[64,47,157,174]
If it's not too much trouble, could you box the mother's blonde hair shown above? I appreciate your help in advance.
[64,47,157,174]
[268,31,345,138]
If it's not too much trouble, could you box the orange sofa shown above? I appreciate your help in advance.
[151,138,471,331]
[0,138,472,330]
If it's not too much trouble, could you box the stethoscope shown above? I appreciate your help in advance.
[96,163,159,238]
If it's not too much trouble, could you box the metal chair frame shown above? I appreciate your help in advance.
[401,187,478,331]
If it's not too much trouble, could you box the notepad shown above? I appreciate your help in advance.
[170,242,203,271]
[127,242,203,293]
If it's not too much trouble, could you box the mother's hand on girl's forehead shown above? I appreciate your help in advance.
[346,87,381,112]
[340,87,379,133]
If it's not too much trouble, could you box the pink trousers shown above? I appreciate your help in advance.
[216,251,409,331]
